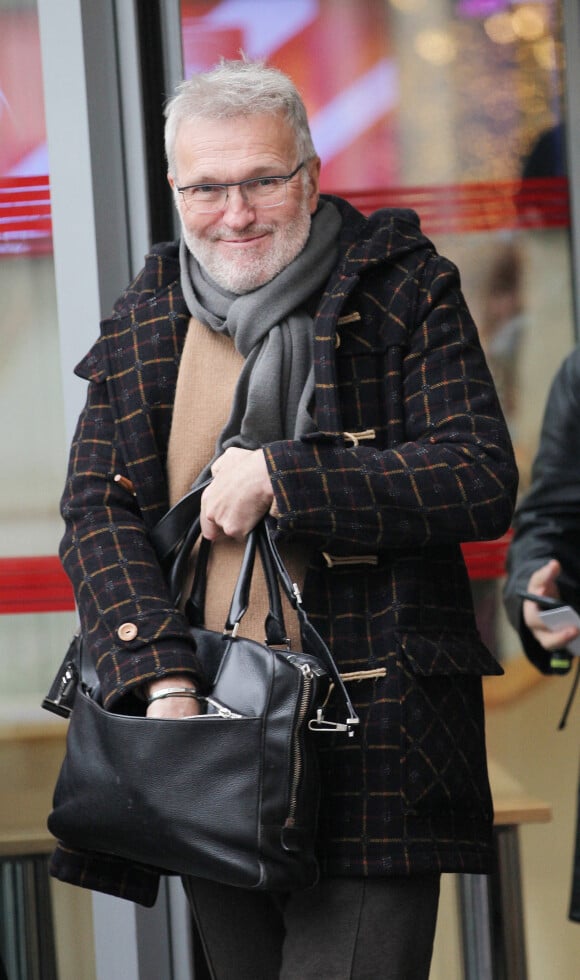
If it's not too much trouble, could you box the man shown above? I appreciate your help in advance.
[54,60,518,978]
[504,347,580,926]
[504,347,580,670]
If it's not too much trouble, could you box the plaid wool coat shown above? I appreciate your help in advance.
[52,196,518,905]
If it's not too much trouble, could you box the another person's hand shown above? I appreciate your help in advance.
[522,559,579,651]
[145,674,202,719]
[201,447,274,540]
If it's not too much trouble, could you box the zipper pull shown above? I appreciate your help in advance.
[204,696,244,719]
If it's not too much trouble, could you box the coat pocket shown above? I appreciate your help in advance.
[397,632,501,818]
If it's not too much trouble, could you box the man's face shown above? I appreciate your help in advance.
[168,113,320,294]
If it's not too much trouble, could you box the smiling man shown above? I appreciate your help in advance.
[54,59,518,979]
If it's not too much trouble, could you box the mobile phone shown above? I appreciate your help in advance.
[537,606,580,656]
[517,591,580,657]
[516,591,563,610]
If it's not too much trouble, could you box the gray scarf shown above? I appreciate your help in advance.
[179,200,342,484]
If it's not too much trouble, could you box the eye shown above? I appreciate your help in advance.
[193,184,220,196]
[254,177,281,189]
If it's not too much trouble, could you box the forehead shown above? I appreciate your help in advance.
[173,113,298,181]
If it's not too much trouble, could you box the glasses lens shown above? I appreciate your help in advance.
[244,177,286,208]
[183,186,226,213]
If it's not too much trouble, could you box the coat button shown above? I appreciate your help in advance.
[118,622,138,642]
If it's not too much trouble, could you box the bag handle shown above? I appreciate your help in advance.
[150,483,360,734]
[152,479,211,564]
[223,526,289,647]
[218,522,358,732]
[152,481,288,644]
[257,522,359,733]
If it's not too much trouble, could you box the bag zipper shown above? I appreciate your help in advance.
[204,696,244,719]
[284,662,314,829]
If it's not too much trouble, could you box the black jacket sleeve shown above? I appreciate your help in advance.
[504,346,580,672]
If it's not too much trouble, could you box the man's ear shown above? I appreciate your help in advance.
[167,172,175,191]
[306,157,321,214]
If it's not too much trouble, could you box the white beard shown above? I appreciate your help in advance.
[181,198,312,295]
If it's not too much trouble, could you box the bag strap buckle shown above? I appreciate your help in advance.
[308,709,359,737]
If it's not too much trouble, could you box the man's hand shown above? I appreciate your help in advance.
[201,447,274,540]
[522,559,579,651]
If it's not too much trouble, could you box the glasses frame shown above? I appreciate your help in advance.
[176,161,306,213]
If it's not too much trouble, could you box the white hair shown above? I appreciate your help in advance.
[164,59,317,176]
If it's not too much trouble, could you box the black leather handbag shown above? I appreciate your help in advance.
[44,487,358,891]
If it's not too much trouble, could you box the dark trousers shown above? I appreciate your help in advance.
[183,874,441,980]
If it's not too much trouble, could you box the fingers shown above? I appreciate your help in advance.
[521,601,570,650]
[201,513,222,541]
[524,615,579,652]
[527,558,561,597]
[523,559,563,645]
[522,559,578,651]
[201,449,273,539]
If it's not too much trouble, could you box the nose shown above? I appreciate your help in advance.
[222,185,256,225]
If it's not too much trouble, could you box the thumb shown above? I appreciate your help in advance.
[528,559,562,595]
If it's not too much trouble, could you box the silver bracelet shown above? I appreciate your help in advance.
[147,686,199,705]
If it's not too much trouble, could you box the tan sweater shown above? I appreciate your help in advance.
[166,317,305,647]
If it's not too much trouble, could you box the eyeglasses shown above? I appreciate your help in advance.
[176,161,305,214]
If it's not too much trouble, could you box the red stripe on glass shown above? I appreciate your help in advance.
[461,531,513,581]
[336,178,569,234]
[0,556,74,615]
[0,534,512,615]
[0,176,52,252]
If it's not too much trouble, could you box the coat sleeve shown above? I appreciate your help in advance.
[265,250,518,552]
[59,338,203,709]
[503,347,580,673]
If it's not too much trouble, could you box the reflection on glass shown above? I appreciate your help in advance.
[1,1,71,714]
[179,1,565,189]
[0,3,64,557]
